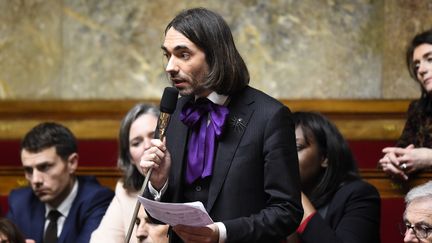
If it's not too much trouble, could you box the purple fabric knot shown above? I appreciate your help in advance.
[180,98,229,184]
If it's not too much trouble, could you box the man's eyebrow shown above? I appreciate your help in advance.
[35,161,51,167]
[23,161,50,168]
[416,221,432,227]
[161,45,190,52]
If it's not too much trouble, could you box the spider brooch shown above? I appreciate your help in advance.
[229,116,246,132]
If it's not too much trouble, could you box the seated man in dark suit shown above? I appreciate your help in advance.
[6,122,114,243]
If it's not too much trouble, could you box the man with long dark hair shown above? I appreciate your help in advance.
[141,7,302,242]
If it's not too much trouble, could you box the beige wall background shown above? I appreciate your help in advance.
[0,0,431,100]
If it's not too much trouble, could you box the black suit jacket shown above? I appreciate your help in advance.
[162,86,303,242]
[300,179,381,243]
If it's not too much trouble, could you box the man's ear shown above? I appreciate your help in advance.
[67,153,79,173]
[321,157,328,168]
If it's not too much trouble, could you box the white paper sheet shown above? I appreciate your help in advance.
[137,195,214,227]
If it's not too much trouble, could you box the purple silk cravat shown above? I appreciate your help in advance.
[180,98,229,184]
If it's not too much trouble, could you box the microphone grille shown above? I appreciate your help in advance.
[159,87,179,114]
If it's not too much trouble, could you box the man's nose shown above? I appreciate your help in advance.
[31,169,43,186]
[165,56,179,74]
[404,228,419,243]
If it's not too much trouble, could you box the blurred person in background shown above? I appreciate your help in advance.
[287,112,380,243]
[0,217,27,243]
[379,29,432,181]
[401,180,432,243]
[91,103,168,243]
[7,122,114,243]
[135,205,168,243]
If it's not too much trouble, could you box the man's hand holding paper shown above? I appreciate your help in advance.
[137,196,213,227]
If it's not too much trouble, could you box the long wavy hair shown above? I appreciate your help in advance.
[118,103,159,192]
[406,29,432,114]
[292,112,359,208]
[165,7,249,95]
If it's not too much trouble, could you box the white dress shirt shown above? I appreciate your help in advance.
[44,179,79,237]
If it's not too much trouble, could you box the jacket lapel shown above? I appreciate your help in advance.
[168,96,192,202]
[58,177,84,243]
[206,89,254,211]
[32,201,46,243]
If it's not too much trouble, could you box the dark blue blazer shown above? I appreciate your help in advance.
[7,176,114,243]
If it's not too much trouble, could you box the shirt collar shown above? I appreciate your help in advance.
[45,179,79,218]
[196,91,228,106]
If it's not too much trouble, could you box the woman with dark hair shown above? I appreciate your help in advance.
[0,217,26,243]
[379,29,432,181]
[91,103,168,243]
[288,112,380,243]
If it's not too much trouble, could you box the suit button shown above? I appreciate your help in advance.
[195,186,202,192]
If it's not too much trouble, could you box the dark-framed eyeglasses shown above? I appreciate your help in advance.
[399,222,432,239]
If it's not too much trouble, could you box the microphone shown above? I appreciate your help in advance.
[154,87,179,139]
[125,87,178,243]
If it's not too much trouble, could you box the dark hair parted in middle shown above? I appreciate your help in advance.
[165,7,249,95]
[292,111,359,208]
[118,103,160,192]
